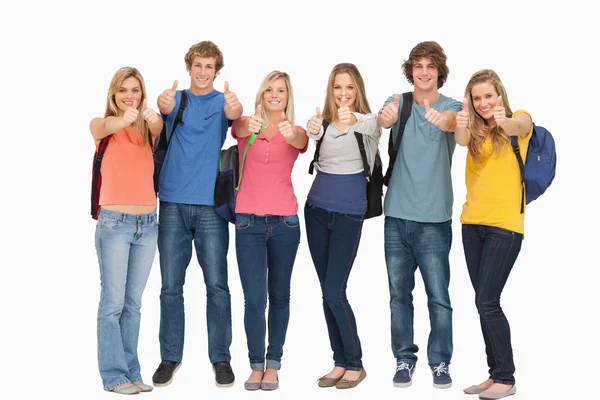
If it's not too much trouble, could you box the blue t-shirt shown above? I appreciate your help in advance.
[383,93,461,222]
[159,89,229,205]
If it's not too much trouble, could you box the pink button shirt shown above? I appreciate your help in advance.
[232,122,307,216]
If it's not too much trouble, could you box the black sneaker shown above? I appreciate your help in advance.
[152,360,181,387]
[213,361,235,388]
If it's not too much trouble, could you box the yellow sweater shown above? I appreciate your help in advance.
[460,110,533,234]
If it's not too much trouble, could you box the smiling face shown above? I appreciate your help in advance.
[188,56,217,95]
[471,81,500,123]
[333,72,356,111]
[412,57,438,93]
[114,76,142,116]
[262,77,288,114]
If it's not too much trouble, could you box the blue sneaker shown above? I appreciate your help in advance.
[393,361,415,388]
[431,362,452,389]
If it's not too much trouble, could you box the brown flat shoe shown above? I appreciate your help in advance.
[335,368,367,389]
[317,375,342,388]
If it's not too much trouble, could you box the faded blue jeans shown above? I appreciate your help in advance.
[95,209,158,391]
[304,202,364,371]
[235,214,300,371]
[384,217,453,368]
[157,201,231,364]
[462,224,523,385]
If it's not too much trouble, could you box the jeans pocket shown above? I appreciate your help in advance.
[342,213,364,223]
[235,214,251,230]
[283,214,300,228]
[100,216,121,229]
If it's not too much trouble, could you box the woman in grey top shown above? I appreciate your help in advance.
[304,63,379,389]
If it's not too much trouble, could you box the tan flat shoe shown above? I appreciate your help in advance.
[317,375,342,388]
[335,368,367,389]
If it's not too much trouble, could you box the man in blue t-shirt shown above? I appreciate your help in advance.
[377,41,461,390]
[152,40,243,389]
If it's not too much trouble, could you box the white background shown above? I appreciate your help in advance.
[2,1,597,399]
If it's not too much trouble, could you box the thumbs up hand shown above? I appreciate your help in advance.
[158,80,178,112]
[492,95,506,128]
[141,99,159,124]
[308,106,323,135]
[337,98,353,131]
[380,94,399,125]
[278,112,295,144]
[424,98,447,128]
[456,98,469,129]
[122,99,139,126]
[248,104,263,134]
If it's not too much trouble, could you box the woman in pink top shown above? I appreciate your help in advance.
[90,67,163,395]
[232,71,307,391]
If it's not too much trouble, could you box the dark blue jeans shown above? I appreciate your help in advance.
[462,224,523,385]
[235,213,300,371]
[157,201,231,364]
[384,217,453,367]
[304,202,364,371]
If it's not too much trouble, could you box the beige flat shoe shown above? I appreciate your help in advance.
[335,368,367,389]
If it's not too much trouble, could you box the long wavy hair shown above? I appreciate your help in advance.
[105,67,150,144]
[464,69,512,163]
[254,70,296,127]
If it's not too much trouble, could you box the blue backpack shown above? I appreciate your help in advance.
[511,122,556,213]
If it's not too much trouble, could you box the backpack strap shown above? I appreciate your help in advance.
[91,136,111,218]
[511,136,526,214]
[236,123,264,190]
[383,92,413,185]
[354,132,371,178]
[308,120,330,175]
[167,90,188,145]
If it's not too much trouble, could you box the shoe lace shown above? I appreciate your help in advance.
[396,361,413,372]
[432,362,448,376]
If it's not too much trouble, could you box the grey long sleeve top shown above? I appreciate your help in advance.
[307,112,380,176]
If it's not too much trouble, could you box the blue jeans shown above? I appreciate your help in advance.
[384,217,453,367]
[158,201,231,364]
[462,224,523,385]
[235,214,300,371]
[95,209,158,391]
[304,202,364,371]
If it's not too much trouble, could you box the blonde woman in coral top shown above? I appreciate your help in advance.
[89,67,163,395]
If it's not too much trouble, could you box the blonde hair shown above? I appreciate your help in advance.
[322,63,372,122]
[254,71,296,127]
[464,69,513,163]
[105,67,149,144]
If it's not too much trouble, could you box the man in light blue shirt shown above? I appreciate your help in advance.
[377,41,461,390]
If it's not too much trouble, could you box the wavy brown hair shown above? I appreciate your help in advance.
[464,69,512,163]
[402,41,449,89]
[105,67,149,144]
[185,40,225,74]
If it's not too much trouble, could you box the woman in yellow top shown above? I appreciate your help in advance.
[454,69,532,400]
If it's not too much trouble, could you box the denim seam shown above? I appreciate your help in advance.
[338,219,363,369]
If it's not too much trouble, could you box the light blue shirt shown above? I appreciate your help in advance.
[383,93,461,222]
[159,89,229,205]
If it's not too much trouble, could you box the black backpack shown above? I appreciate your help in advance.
[153,90,188,193]
[308,120,383,219]
[383,92,413,187]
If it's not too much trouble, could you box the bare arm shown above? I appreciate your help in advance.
[233,117,253,139]
[289,126,308,150]
[503,112,532,138]
[90,116,127,142]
